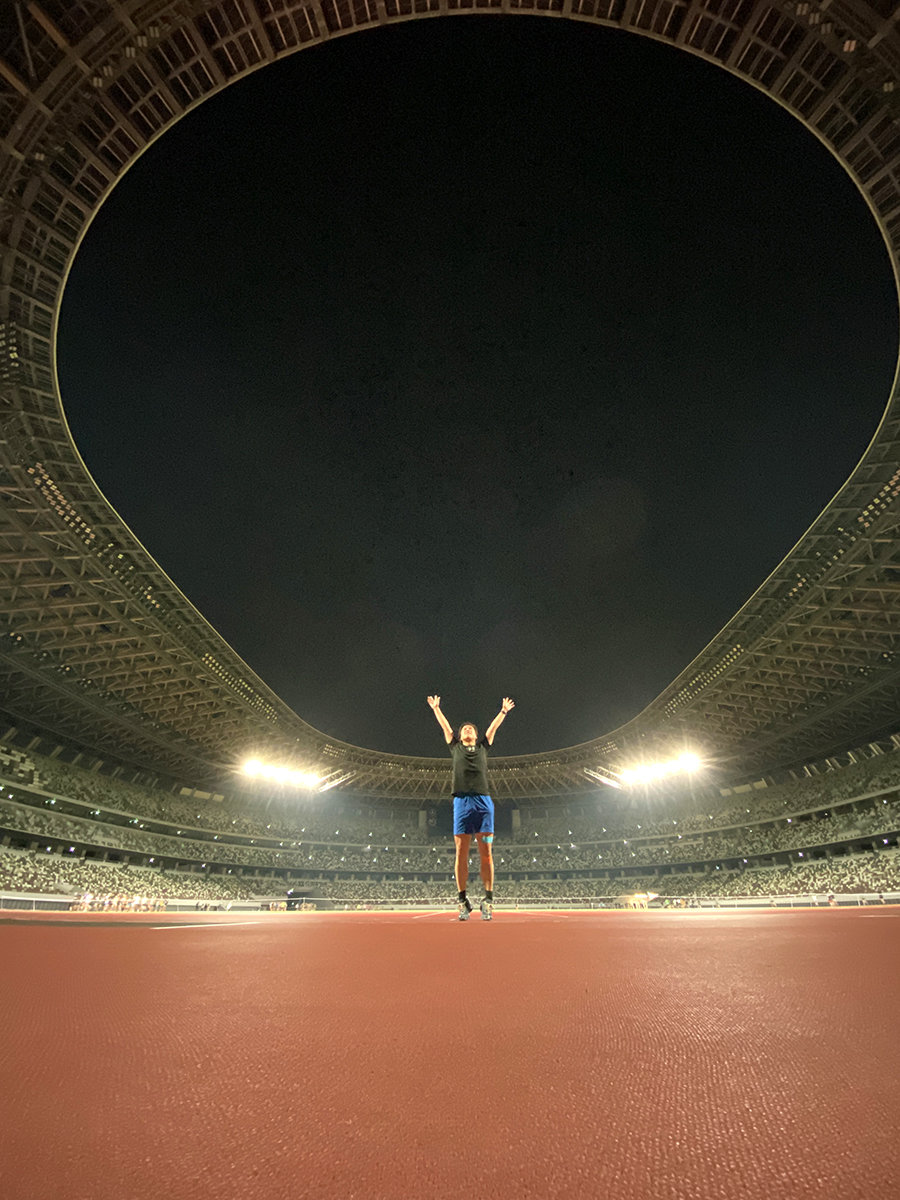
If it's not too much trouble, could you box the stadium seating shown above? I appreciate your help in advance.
[0,845,253,902]
[2,741,899,904]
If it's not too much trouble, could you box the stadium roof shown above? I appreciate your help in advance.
[0,0,899,800]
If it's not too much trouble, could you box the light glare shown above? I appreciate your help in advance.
[619,751,705,786]
[241,759,321,789]
[677,752,702,771]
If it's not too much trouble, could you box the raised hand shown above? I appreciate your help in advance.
[427,695,441,709]
[501,697,515,714]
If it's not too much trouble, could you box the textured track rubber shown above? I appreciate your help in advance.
[2,908,899,1200]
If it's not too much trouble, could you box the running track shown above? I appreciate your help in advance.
[2,908,899,1200]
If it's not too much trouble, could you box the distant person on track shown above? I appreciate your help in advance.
[427,694,515,922]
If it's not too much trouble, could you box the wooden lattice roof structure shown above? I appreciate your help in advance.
[1,0,899,800]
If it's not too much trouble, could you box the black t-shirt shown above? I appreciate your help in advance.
[449,736,490,796]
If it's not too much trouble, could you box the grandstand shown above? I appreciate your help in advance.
[3,4,900,1200]
[4,734,900,908]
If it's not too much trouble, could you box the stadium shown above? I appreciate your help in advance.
[2,2,900,1198]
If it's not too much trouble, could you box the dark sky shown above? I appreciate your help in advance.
[57,17,897,759]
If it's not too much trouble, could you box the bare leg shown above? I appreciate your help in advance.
[476,832,494,893]
[454,834,472,894]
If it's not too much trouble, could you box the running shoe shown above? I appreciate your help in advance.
[480,899,493,922]
[458,899,472,921]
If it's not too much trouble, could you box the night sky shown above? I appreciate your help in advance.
[57,17,897,759]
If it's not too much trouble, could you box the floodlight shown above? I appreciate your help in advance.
[677,752,702,771]
[239,759,322,789]
[618,750,705,786]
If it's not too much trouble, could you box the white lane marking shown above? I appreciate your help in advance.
[475,910,570,918]
[409,909,574,922]
[152,921,266,930]
[488,912,570,920]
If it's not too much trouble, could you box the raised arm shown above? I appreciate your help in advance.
[427,695,454,744]
[485,697,515,745]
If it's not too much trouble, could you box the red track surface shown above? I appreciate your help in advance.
[2,908,899,1200]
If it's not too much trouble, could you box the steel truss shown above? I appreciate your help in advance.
[1,0,899,801]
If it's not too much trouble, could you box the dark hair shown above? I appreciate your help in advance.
[458,723,478,739]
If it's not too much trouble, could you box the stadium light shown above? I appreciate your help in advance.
[241,759,322,789]
[618,751,705,786]
[676,751,702,771]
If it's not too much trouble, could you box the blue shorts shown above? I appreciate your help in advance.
[453,793,494,836]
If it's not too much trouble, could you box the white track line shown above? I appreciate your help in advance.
[152,921,265,930]
[410,909,573,921]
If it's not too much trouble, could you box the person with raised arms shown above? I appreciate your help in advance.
[427,695,515,921]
